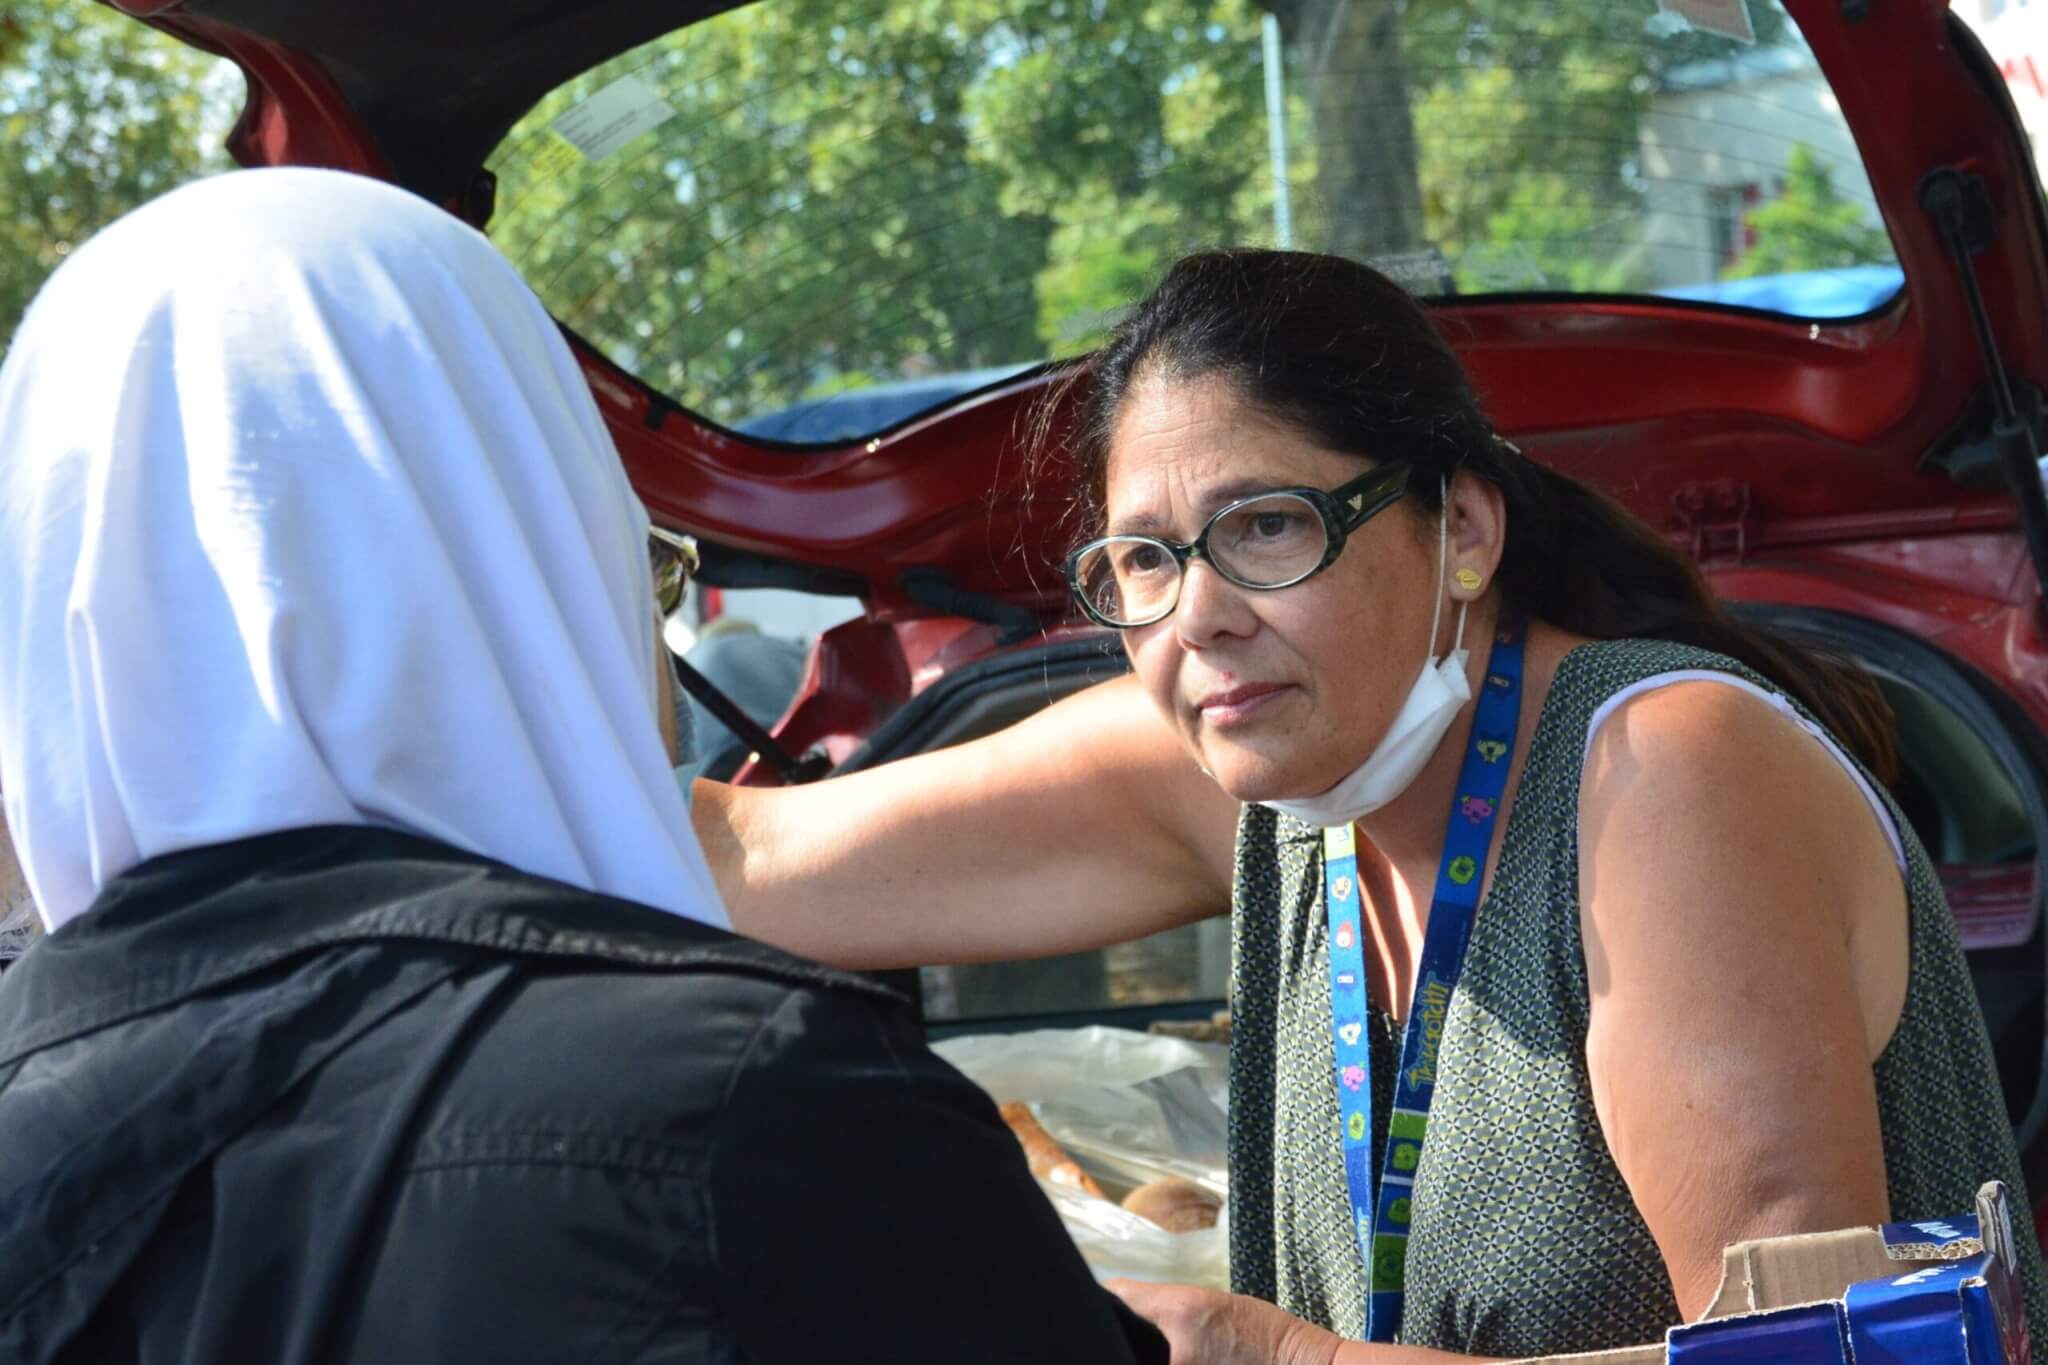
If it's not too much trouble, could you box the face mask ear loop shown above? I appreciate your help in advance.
[1426,479,1449,663]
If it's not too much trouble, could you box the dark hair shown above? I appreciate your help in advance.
[1060,248,1896,781]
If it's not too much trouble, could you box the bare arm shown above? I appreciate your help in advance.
[1579,681,1902,1319]
[692,673,1240,970]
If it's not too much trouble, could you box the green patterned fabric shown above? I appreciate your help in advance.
[1226,637,2046,1355]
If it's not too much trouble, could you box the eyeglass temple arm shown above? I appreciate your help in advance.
[1333,462,1412,528]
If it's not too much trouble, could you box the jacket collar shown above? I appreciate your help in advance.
[0,824,899,1067]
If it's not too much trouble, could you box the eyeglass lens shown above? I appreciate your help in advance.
[1074,491,1329,625]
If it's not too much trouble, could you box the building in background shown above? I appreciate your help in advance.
[1637,4,2044,313]
[1637,45,1876,291]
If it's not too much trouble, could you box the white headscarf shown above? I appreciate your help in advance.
[0,167,728,933]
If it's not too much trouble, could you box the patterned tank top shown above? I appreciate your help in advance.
[1226,637,2046,1355]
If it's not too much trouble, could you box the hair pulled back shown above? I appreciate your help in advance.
[1068,248,1895,780]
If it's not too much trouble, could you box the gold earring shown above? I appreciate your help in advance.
[1454,569,1483,592]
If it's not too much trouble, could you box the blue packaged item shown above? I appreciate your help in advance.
[1522,1182,2028,1365]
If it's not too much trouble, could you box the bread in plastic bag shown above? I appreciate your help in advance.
[933,1025,1230,1289]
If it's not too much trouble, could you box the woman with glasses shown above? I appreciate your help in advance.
[696,248,2042,1363]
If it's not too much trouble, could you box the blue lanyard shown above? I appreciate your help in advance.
[1322,618,1525,1342]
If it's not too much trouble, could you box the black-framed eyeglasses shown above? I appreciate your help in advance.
[1066,461,1412,629]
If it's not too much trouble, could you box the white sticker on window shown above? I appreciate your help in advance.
[1367,246,1455,294]
[550,75,677,163]
[1654,0,1757,45]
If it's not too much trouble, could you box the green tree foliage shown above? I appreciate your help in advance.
[487,0,1288,425]
[1410,37,1650,293]
[0,1,237,347]
[484,0,1860,428]
[1725,142,1892,279]
[4,0,1888,425]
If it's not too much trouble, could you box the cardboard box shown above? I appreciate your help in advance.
[1524,1182,2028,1365]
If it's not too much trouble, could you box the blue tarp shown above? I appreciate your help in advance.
[1654,264,1905,318]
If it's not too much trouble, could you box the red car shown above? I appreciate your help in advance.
[111,0,2048,1236]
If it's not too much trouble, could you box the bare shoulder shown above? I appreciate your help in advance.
[1577,672,1901,929]
[1578,674,1872,843]
[1584,671,1804,772]
[1576,676,1844,948]
[1577,669,1906,1038]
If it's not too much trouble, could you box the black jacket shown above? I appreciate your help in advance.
[0,826,1167,1364]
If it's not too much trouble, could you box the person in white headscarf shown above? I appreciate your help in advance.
[0,168,1164,1365]
[0,166,722,931]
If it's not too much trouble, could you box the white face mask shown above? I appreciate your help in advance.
[1259,486,1472,828]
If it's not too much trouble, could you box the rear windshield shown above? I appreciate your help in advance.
[485,0,1899,440]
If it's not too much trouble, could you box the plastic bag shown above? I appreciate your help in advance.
[933,1025,1231,1289]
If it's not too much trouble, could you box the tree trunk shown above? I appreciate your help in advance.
[1267,0,1426,261]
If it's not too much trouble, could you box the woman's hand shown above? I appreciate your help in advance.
[1106,1280,1341,1365]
